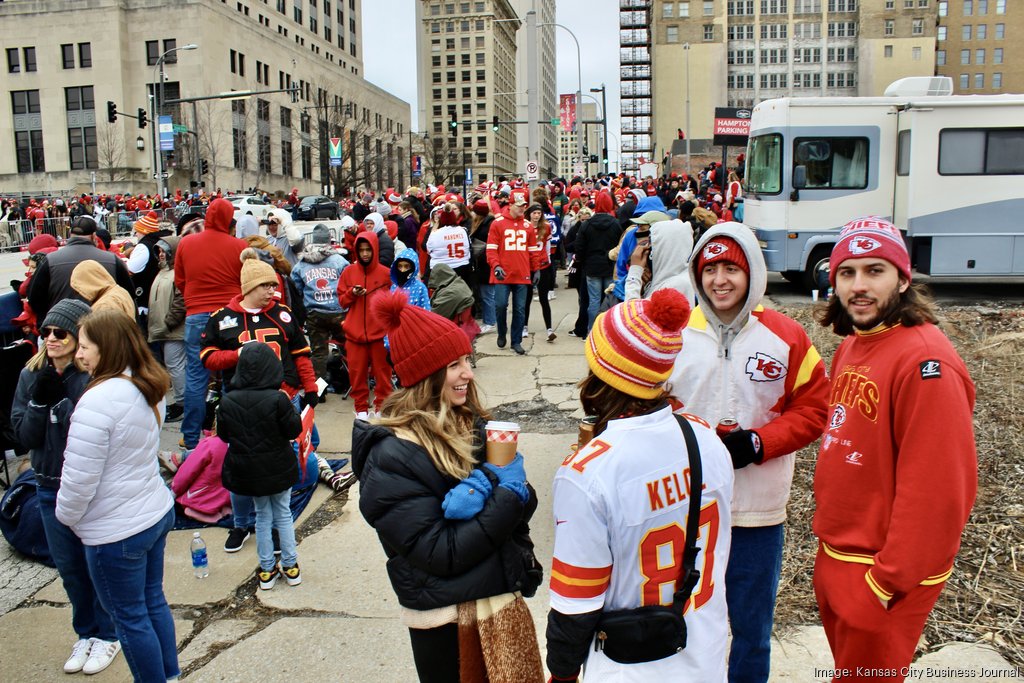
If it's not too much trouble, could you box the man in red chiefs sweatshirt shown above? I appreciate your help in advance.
[337,231,393,418]
[174,197,246,451]
[485,188,541,355]
[812,217,977,683]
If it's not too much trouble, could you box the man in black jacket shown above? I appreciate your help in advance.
[28,216,134,322]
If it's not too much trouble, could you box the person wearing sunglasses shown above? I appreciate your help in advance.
[10,299,124,676]
[261,208,304,267]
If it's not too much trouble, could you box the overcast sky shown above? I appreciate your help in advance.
[362,0,622,157]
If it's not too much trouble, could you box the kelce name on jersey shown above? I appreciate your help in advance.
[646,467,705,512]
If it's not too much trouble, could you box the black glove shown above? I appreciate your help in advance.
[721,429,764,469]
[493,265,507,281]
[32,366,64,407]
[301,392,319,410]
[531,270,541,286]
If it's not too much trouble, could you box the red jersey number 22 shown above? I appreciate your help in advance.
[503,229,527,251]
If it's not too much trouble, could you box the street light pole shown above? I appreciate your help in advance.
[590,84,609,175]
[153,43,198,199]
[539,21,583,180]
[684,43,691,172]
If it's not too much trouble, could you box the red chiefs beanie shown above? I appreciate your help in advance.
[829,217,911,286]
[374,290,472,387]
[696,236,749,276]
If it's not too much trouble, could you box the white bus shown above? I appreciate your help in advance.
[742,77,1024,290]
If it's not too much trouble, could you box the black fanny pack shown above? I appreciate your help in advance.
[593,414,704,664]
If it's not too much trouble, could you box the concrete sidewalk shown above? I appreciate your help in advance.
[1,285,1016,681]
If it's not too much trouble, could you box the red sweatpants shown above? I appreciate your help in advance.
[813,547,944,682]
[345,339,393,413]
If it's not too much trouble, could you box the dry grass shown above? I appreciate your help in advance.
[773,302,1024,668]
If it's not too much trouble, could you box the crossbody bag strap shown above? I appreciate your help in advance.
[671,413,703,614]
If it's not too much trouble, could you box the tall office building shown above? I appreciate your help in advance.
[557,100,603,178]
[415,0,520,184]
[627,0,936,173]
[0,0,411,195]
[512,0,558,178]
[934,0,1020,93]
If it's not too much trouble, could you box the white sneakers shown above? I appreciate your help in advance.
[478,324,496,335]
[64,638,121,675]
[355,411,369,421]
[522,326,529,339]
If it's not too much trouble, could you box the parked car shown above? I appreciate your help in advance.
[226,195,275,223]
[295,195,339,221]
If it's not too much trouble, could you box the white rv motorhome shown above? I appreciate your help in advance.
[742,77,1024,290]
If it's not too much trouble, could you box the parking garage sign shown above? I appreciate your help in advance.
[713,107,752,147]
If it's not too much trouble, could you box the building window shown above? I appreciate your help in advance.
[78,43,92,68]
[912,18,923,34]
[977,24,987,39]
[62,44,75,70]
[704,24,715,40]
[762,0,788,11]
[667,26,679,42]
[679,1,690,15]
[884,45,894,58]
[995,0,1004,13]
[794,0,821,12]
[23,47,36,72]
[962,25,971,40]
[66,87,97,170]
[163,39,177,63]
[281,140,293,176]
[993,47,1002,63]
[827,0,855,9]
[146,40,159,65]
[912,46,921,59]
[938,0,947,15]
[974,73,984,89]
[992,72,1002,88]
[884,19,894,35]
[976,48,985,64]
[961,48,970,64]
[936,49,946,65]
[12,90,44,173]
[704,0,714,15]
[995,23,1003,39]
[6,48,19,73]
[960,73,969,90]
[663,2,674,18]
[978,0,987,13]
[301,145,312,179]
[885,0,894,7]
[964,0,972,14]
[258,134,272,173]
[938,26,947,40]
[727,0,755,15]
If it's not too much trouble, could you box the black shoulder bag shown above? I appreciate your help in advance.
[593,414,704,664]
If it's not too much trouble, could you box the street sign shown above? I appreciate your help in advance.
[172,123,188,134]
[573,163,585,177]
[329,137,342,167]
[525,160,539,181]
[465,167,473,184]
[152,172,170,179]
[412,155,422,176]
[549,118,560,126]
[158,115,174,151]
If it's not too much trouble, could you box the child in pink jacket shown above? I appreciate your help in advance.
[171,435,232,523]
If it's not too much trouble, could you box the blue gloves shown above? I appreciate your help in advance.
[442,469,493,520]
[483,453,529,502]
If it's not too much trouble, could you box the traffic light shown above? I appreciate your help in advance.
[107,101,117,124]
[137,108,148,129]
[492,115,499,132]
[590,154,599,164]
[602,147,609,165]
[449,112,458,137]
[200,159,209,176]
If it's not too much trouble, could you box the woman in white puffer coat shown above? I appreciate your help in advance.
[57,308,179,683]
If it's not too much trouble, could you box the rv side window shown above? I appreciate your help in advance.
[939,128,1024,175]
[897,130,911,176]
[746,133,782,195]
[792,137,869,189]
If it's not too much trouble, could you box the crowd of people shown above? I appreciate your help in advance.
[1,161,977,683]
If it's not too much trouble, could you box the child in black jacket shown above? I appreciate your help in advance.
[217,342,303,590]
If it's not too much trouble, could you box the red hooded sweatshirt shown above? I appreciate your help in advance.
[337,232,392,343]
[174,198,247,315]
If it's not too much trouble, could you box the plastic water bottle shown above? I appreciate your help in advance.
[190,532,209,578]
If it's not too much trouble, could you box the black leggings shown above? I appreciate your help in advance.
[408,624,460,683]
[525,265,555,330]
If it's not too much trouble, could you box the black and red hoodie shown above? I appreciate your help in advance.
[200,294,316,397]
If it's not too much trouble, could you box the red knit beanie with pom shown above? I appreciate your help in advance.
[373,290,472,387]
[585,289,691,399]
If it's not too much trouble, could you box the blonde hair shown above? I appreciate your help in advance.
[25,343,85,372]
[374,366,491,479]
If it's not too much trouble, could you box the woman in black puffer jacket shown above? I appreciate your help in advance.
[352,290,543,683]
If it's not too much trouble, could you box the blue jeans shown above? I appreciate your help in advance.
[479,283,496,326]
[726,524,785,683]
[36,486,117,642]
[253,490,297,571]
[586,275,614,332]
[183,312,211,449]
[84,507,179,682]
[493,283,527,344]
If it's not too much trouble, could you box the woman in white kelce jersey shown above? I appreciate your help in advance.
[546,289,735,683]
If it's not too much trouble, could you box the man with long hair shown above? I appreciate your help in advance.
[812,217,977,682]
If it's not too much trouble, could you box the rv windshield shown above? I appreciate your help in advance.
[746,134,782,195]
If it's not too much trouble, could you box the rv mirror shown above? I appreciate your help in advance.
[793,165,807,189]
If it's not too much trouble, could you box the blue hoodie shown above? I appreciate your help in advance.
[612,195,667,300]
[291,244,349,313]
[389,248,431,312]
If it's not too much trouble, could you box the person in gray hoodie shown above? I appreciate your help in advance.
[291,225,349,380]
[262,208,305,266]
[622,218,696,305]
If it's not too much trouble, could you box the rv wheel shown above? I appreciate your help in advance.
[802,246,832,293]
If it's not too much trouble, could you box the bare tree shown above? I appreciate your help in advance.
[196,101,230,190]
[420,134,466,187]
[96,123,127,182]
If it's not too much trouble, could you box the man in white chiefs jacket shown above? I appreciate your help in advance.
[666,223,829,683]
